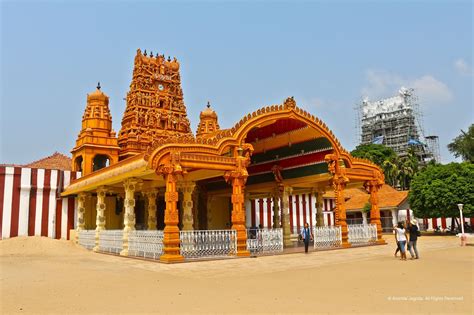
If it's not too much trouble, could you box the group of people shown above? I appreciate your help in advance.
[298,220,421,258]
[393,219,420,260]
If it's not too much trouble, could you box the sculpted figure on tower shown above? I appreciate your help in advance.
[118,49,193,160]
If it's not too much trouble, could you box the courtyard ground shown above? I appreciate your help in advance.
[0,235,472,314]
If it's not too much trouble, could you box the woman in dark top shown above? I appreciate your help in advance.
[300,222,313,253]
[407,219,420,259]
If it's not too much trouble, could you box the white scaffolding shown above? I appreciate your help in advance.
[356,87,436,162]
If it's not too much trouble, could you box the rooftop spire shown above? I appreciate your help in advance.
[97,81,101,90]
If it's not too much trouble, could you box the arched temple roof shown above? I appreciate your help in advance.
[63,97,383,195]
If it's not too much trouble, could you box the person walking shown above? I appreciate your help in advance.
[394,222,408,260]
[300,222,313,253]
[393,225,401,257]
[407,219,420,259]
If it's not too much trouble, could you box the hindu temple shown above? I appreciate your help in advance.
[62,48,386,263]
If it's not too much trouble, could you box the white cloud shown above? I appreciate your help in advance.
[361,70,453,105]
[411,75,453,104]
[454,58,471,76]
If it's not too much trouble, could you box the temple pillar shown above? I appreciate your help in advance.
[206,195,214,229]
[333,180,350,247]
[325,155,351,247]
[315,190,325,227]
[179,181,195,231]
[93,187,107,252]
[391,209,398,227]
[120,178,139,256]
[144,189,158,230]
[159,166,184,263]
[272,188,281,228]
[281,186,293,247]
[75,192,88,244]
[362,211,368,225]
[192,186,199,229]
[244,194,252,228]
[225,172,250,257]
[366,180,386,244]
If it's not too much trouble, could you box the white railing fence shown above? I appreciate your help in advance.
[348,224,377,245]
[247,228,283,255]
[98,230,123,254]
[78,229,96,250]
[180,230,237,259]
[128,230,164,259]
[313,226,342,249]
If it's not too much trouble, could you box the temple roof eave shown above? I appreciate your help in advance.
[62,154,148,196]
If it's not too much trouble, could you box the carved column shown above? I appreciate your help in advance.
[366,180,385,244]
[207,195,214,229]
[192,186,199,229]
[272,188,281,228]
[75,192,88,244]
[159,166,184,263]
[120,178,139,256]
[225,171,250,257]
[179,181,195,231]
[281,186,293,247]
[333,178,350,247]
[325,154,350,247]
[93,187,107,252]
[144,189,158,230]
[315,190,325,227]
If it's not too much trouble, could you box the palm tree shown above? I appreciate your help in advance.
[397,147,420,190]
[382,159,399,187]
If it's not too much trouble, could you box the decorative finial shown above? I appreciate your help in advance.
[207,101,211,108]
[97,82,101,90]
[167,56,171,62]
[150,51,153,57]
[144,49,147,56]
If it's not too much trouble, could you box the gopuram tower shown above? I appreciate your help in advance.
[118,49,193,160]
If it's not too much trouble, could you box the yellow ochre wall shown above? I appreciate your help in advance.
[84,196,123,229]
[208,196,231,229]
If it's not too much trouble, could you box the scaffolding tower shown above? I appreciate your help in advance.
[356,87,436,162]
[425,135,441,163]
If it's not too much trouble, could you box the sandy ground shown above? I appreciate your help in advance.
[0,236,472,315]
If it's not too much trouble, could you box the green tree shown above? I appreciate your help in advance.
[409,162,473,221]
[351,144,397,166]
[398,147,420,190]
[448,124,474,163]
[382,158,399,187]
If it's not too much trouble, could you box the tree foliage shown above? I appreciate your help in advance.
[447,124,474,163]
[409,162,474,218]
[351,144,419,189]
[351,144,397,166]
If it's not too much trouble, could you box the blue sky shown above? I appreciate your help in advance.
[1,0,472,164]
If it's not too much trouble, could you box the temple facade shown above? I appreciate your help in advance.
[62,49,387,263]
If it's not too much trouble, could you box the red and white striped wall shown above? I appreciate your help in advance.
[421,217,473,231]
[245,194,335,231]
[0,166,80,240]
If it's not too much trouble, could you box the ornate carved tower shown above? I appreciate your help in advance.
[118,49,193,159]
[196,101,220,138]
[71,83,120,176]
